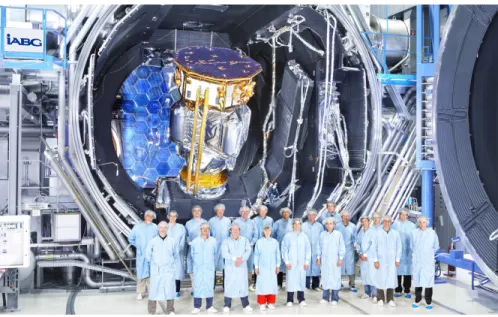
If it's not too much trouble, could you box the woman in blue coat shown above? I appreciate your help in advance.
[145,221,177,315]
[411,216,439,310]
[128,210,158,301]
[281,218,311,307]
[317,218,345,305]
[167,211,186,298]
[301,209,324,291]
[254,223,281,312]
[191,223,219,314]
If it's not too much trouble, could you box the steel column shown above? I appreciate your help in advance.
[7,75,21,215]
[422,169,434,227]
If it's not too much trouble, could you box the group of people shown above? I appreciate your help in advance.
[127,201,439,315]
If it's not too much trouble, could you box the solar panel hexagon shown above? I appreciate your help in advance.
[135,107,149,121]
[122,100,137,113]
[147,100,161,114]
[136,66,150,79]
[144,168,159,183]
[147,86,162,101]
[133,148,148,162]
[134,94,149,107]
[134,121,149,134]
[136,79,151,94]
[122,156,135,169]
[133,133,148,149]
[156,162,170,176]
[131,161,146,177]
[148,72,163,87]
[146,114,160,129]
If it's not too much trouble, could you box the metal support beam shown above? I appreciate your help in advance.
[7,75,21,215]
[422,169,434,227]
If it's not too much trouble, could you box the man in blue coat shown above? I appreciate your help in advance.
[302,209,324,291]
[128,210,158,301]
[252,205,274,291]
[319,200,342,225]
[167,211,186,298]
[208,203,231,290]
[233,206,258,291]
[254,223,281,312]
[185,205,207,295]
[282,218,311,307]
[411,216,439,310]
[272,207,292,288]
[191,223,219,314]
[392,208,416,298]
[335,211,358,292]
[221,223,254,313]
[145,221,177,315]
[317,218,345,305]
[373,215,402,308]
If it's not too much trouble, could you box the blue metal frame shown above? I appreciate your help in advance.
[0,6,67,70]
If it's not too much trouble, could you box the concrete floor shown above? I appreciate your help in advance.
[14,268,498,315]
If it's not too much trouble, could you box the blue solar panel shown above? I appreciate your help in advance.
[119,65,185,188]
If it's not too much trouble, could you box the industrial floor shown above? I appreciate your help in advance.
[13,267,498,315]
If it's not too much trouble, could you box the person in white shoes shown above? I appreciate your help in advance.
[185,206,208,296]
[191,223,218,314]
[335,211,358,293]
[281,218,311,307]
[254,223,281,311]
[411,216,439,310]
[233,206,258,292]
[128,210,158,301]
[372,215,402,308]
[221,223,253,313]
[145,221,177,315]
[208,204,232,291]
[356,215,377,301]
[317,218,345,306]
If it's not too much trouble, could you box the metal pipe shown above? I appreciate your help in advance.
[36,253,135,288]
[67,5,94,44]
[0,127,53,134]
[44,150,117,260]
[94,236,101,259]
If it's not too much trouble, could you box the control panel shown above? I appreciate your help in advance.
[0,215,30,268]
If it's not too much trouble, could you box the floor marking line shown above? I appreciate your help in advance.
[339,296,369,315]
[431,300,466,315]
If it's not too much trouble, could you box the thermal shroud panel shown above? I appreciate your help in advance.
[266,62,314,189]
[326,67,367,170]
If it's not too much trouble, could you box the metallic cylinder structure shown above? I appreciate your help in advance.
[421,169,434,227]
[369,16,410,67]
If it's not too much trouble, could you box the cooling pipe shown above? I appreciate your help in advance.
[36,253,135,288]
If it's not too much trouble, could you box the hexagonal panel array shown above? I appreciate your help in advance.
[118,65,185,188]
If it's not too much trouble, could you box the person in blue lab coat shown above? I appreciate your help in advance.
[128,210,158,301]
[302,209,324,291]
[185,205,207,295]
[191,223,219,314]
[392,208,417,298]
[282,218,311,307]
[232,206,258,291]
[411,216,439,310]
[254,223,281,312]
[145,221,177,315]
[208,203,231,290]
[252,205,274,291]
[372,215,402,308]
[221,223,254,313]
[167,211,186,298]
[371,212,382,230]
[335,211,358,292]
[272,207,292,288]
[357,215,377,302]
[317,218,345,306]
[319,200,342,226]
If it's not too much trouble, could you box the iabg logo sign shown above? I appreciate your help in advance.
[6,33,42,47]
[4,28,44,54]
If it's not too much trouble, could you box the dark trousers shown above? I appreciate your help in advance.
[287,291,305,303]
[376,289,394,303]
[306,276,320,289]
[175,280,181,293]
[252,273,257,285]
[395,275,412,293]
[214,270,225,289]
[277,272,284,287]
[224,296,249,308]
[194,297,213,309]
[415,287,433,305]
